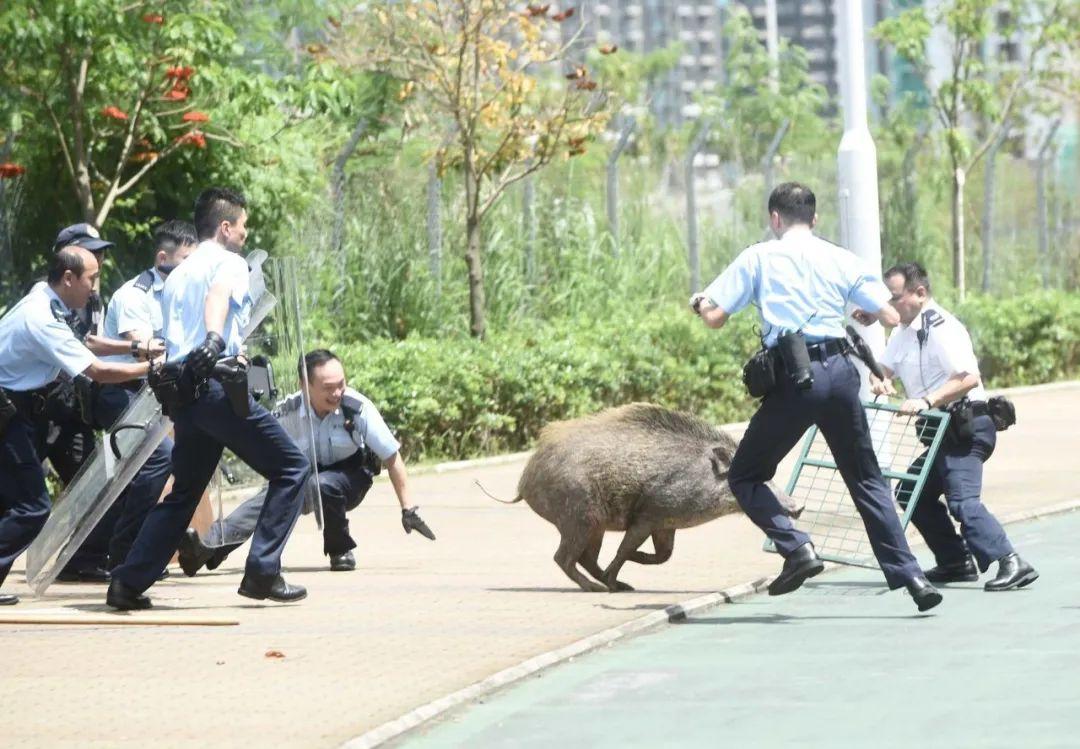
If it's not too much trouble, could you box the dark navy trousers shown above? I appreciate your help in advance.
[111,379,311,593]
[205,460,373,560]
[67,384,173,570]
[728,350,923,589]
[0,415,51,589]
[903,414,1012,571]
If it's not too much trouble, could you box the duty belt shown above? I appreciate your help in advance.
[1,386,50,419]
[805,338,850,362]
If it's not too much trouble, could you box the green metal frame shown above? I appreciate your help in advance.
[764,401,952,568]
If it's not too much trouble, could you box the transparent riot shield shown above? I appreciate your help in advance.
[24,249,277,595]
[201,256,324,548]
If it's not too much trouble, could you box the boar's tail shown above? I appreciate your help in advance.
[474,479,522,504]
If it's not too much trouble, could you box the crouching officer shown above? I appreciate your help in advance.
[0,248,152,605]
[106,187,311,611]
[690,182,941,612]
[859,262,1036,591]
[177,349,435,576]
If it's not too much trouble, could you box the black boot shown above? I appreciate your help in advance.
[0,593,18,606]
[984,553,1038,591]
[768,543,825,596]
[329,551,356,572]
[906,576,943,612]
[176,528,216,577]
[106,579,153,610]
[238,573,307,603]
[925,556,978,584]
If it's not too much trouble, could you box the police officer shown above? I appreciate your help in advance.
[76,220,198,572]
[858,262,1037,591]
[106,187,311,610]
[690,182,941,612]
[0,247,152,605]
[43,224,167,581]
[176,349,435,576]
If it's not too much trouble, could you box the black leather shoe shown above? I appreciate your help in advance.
[329,551,356,572]
[106,579,152,611]
[238,573,307,603]
[925,556,979,584]
[906,576,943,612]
[177,528,215,577]
[57,565,112,584]
[0,593,18,606]
[985,553,1038,591]
[768,543,825,596]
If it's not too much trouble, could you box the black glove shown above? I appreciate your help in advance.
[187,331,225,379]
[402,507,435,540]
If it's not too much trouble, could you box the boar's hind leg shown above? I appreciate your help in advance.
[627,529,675,565]
[578,529,632,592]
[601,524,654,592]
[554,525,609,593]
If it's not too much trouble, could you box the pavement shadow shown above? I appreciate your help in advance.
[488,587,711,595]
[676,612,933,625]
[595,602,675,611]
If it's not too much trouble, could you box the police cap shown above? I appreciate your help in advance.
[52,223,114,253]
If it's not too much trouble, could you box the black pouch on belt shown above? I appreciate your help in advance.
[776,331,813,390]
[0,389,15,438]
[987,396,1016,431]
[148,361,199,417]
[212,356,252,418]
[742,348,777,398]
[948,399,975,442]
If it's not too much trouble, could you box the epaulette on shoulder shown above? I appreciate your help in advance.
[276,391,305,416]
[132,269,155,293]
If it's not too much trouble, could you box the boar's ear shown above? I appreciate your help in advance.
[710,445,731,481]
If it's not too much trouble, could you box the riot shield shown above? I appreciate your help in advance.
[202,255,324,546]
[24,249,277,595]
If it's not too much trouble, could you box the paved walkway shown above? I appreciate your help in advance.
[405,510,1080,749]
[0,383,1076,748]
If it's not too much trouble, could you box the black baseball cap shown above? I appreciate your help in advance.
[52,223,114,253]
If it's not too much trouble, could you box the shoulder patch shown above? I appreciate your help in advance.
[276,391,305,416]
[132,269,156,293]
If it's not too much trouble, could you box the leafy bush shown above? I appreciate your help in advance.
[332,290,1080,462]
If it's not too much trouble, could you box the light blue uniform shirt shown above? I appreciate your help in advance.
[102,267,166,364]
[703,229,890,348]
[161,240,251,361]
[277,387,400,467]
[0,283,96,391]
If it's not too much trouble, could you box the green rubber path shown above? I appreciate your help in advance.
[402,511,1080,748]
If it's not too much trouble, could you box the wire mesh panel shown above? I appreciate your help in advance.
[764,401,951,568]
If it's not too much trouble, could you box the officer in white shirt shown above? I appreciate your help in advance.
[72,221,198,573]
[106,188,311,611]
[0,247,152,605]
[691,183,940,612]
[176,349,434,576]
[865,262,1037,591]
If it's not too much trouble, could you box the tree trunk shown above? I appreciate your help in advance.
[464,213,486,339]
[952,166,966,301]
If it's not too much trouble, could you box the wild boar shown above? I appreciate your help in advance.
[511,403,802,592]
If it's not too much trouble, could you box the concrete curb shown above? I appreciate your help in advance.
[340,577,771,749]
[342,495,1080,749]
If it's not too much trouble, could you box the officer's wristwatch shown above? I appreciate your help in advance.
[131,340,141,357]
[923,397,933,410]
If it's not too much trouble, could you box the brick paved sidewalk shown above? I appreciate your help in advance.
[0,383,1075,748]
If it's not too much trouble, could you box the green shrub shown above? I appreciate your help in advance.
[332,290,1080,462]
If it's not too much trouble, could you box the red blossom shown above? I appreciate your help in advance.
[551,8,575,21]
[142,13,164,24]
[165,66,195,81]
[163,85,190,101]
[0,163,26,179]
[175,130,207,149]
[101,105,129,120]
[182,111,210,123]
